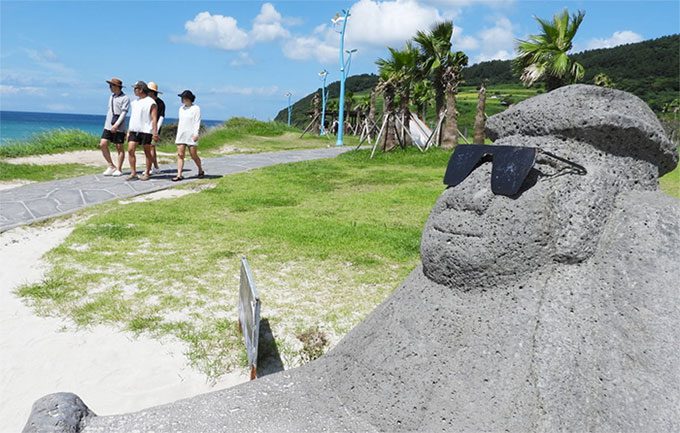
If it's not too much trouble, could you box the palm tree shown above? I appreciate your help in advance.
[414,21,468,149]
[514,9,586,91]
[412,80,435,121]
[375,61,398,150]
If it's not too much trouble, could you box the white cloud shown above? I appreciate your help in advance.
[584,30,643,50]
[230,52,255,67]
[281,0,443,63]
[251,3,290,42]
[282,36,338,62]
[209,85,280,96]
[176,12,249,50]
[344,0,442,47]
[0,85,46,95]
[471,16,516,63]
[452,25,479,50]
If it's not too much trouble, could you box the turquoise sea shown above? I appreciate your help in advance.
[0,111,224,144]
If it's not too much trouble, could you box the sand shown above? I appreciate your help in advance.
[4,149,176,167]
[0,218,249,432]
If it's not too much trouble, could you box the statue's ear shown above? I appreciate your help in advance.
[550,169,617,264]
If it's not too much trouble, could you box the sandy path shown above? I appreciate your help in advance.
[4,149,176,167]
[0,218,248,432]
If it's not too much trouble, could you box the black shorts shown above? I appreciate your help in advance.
[128,132,153,145]
[101,129,126,144]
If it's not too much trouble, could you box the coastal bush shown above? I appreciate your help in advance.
[0,129,98,158]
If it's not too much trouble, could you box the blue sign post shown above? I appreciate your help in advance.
[333,10,351,146]
[285,92,292,127]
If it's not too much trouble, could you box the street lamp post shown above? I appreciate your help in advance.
[332,9,351,146]
[318,69,328,135]
[285,92,292,126]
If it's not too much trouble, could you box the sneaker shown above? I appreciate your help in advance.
[112,169,123,177]
[102,166,115,176]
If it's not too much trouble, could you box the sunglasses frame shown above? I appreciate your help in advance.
[444,144,587,196]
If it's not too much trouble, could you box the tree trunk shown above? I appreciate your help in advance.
[383,88,396,151]
[473,83,486,144]
[441,81,458,150]
[400,89,412,148]
[312,93,321,134]
[433,72,445,118]
[368,90,377,136]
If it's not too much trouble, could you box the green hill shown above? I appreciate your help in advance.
[463,34,679,111]
[274,74,378,127]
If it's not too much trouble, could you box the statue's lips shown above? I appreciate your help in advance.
[431,209,484,238]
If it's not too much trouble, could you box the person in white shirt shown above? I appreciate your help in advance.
[100,77,129,177]
[173,90,204,181]
[126,81,158,181]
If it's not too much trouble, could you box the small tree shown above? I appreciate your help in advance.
[514,9,586,91]
[593,73,614,88]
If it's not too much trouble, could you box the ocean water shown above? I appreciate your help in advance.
[0,111,224,145]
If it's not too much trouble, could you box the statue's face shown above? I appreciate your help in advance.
[420,140,632,289]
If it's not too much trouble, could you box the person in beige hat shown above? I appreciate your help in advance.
[100,77,130,176]
[146,81,165,175]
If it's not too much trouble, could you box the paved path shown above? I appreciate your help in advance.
[0,147,351,232]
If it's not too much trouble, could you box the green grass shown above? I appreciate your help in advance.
[0,161,99,182]
[17,148,449,378]
[155,117,348,156]
[0,129,99,158]
[660,162,680,198]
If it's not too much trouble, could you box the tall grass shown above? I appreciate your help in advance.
[0,129,99,158]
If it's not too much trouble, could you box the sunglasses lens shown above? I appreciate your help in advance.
[443,145,488,188]
[489,146,537,196]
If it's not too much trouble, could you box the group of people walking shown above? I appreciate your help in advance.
[100,77,203,182]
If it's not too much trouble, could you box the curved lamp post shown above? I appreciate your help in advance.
[332,9,351,146]
[318,69,328,136]
[285,92,292,126]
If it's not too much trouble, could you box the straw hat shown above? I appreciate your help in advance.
[147,82,162,94]
[106,77,124,87]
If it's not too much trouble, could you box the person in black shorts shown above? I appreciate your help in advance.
[147,82,165,175]
[101,77,130,177]
[126,81,159,181]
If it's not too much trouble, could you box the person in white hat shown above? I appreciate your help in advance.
[147,81,165,175]
[100,77,129,176]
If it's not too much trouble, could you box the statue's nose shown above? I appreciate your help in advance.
[442,162,494,215]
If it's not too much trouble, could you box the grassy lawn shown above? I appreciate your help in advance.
[661,163,680,198]
[0,161,100,182]
[155,117,353,157]
[17,148,450,378]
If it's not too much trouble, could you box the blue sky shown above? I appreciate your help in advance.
[1,0,678,121]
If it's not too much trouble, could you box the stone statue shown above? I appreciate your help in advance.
[25,85,679,433]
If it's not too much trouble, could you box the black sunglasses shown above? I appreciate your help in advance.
[444,144,587,196]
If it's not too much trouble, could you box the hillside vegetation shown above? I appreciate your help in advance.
[279,34,678,132]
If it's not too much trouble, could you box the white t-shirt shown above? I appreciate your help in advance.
[175,104,201,145]
[128,96,156,134]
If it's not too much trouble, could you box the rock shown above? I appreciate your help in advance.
[485,84,678,175]
[22,393,95,433]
